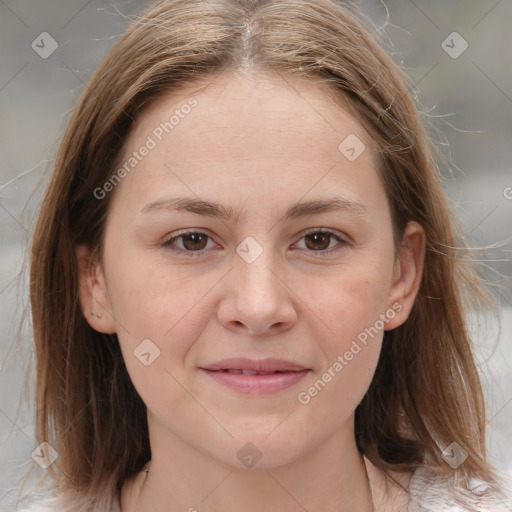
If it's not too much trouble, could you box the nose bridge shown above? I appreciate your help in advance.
[220,234,296,335]
[234,235,280,303]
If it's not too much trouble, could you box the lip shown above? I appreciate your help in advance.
[200,357,309,373]
[201,368,310,394]
[199,358,311,394]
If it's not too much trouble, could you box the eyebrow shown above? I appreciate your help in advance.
[140,196,369,222]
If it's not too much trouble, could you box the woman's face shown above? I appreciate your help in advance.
[78,69,424,470]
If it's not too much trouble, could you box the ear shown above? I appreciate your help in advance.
[76,244,117,334]
[385,221,426,331]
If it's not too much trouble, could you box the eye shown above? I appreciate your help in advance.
[161,230,217,256]
[292,229,350,256]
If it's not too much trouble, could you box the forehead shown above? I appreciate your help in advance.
[124,69,374,159]
[110,69,382,210]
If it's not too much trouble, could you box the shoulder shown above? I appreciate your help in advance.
[16,508,53,512]
[12,500,59,512]
[408,465,512,512]
[363,455,512,512]
[12,490,121,512]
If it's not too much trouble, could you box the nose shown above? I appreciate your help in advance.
[217,246,297,336]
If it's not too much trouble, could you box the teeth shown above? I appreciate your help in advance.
[242,369,259,375]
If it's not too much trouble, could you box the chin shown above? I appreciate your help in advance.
[210,429,309,471]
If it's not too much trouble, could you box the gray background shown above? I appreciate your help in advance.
[1,0,511,509]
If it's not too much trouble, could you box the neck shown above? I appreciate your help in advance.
[120,416,399,512]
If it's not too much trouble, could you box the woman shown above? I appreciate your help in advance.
[20,0,512,510]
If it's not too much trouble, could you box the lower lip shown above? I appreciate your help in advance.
[200,369,310,394]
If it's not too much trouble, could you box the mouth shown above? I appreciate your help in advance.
[200,357,309,373]
[199,358,311,394]
[206,369,301,375]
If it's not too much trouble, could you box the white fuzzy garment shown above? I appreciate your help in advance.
[407,466,512,512]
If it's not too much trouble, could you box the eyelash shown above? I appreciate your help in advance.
[161,228,350,258]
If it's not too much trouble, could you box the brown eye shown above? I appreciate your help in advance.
[293,229,349,256]
[179,233,208,251]
[162,230,214,256]
[304,232,332,251]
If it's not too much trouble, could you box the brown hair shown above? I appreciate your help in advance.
[27,0,501,509]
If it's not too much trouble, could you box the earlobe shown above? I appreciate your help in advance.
[76,244,117,334]
[385,221,426,331]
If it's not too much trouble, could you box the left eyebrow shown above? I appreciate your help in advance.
[140,196,369,223]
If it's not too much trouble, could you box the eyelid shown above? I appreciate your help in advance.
[161,227,351,258]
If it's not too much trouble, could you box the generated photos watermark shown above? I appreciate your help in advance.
[94,96,198,200]
[297,302,403,405]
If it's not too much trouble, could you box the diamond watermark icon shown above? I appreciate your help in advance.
[236,236,263,264]
[31,32,58,59]
[237,442,263,468]
[441,32,468,59]
[442,441,468,468]
[134,338,161,366]
[31,442,58,469]
[338,134,366,161]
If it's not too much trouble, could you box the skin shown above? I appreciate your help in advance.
[77,68,425,512]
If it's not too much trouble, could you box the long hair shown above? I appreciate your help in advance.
[28,0,501,509]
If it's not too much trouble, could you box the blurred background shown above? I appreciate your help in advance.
[1,0,511,509]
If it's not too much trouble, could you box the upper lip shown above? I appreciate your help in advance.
[200,358,309,372]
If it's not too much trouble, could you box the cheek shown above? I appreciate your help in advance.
[106,249,201,330]
[298,340,380,439]
[304,263,394,342]
[316,290,385,390]
[298,258,394,404]
[104,254,213,380]
[109,267,205,413]
[297,275,389,417]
